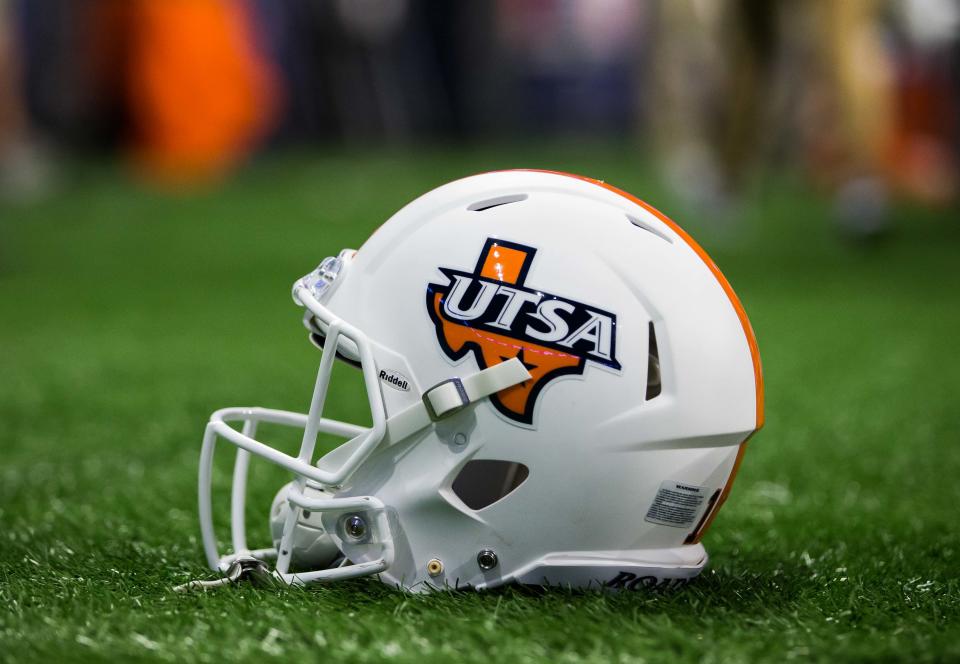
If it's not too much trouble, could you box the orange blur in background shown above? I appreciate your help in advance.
[126,0,279,184]
[1,0,957,212]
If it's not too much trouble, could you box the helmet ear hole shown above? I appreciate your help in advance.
[646,321,662,400]
[451,460,529,510]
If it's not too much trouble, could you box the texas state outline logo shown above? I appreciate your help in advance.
[426,237,620,425]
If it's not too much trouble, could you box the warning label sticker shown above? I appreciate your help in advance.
[644,481,708,528]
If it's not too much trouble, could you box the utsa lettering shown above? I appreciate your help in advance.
[441,276,617,363]
[427,238,620,425]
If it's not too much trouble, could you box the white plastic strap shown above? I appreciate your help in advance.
[383,357,530,445]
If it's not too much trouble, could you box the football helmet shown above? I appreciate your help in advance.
[194,170,763,592]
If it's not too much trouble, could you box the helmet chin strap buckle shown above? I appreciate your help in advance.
[422,377,471,421]
[173,556,276,592]
[383,357,531,445]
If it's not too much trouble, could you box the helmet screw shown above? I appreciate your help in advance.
[477,549,498,571]
[427,558,444,577]
[343,514,367,541]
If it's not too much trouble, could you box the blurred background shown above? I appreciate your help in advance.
[1,0,958,233]
[2,3,960,658]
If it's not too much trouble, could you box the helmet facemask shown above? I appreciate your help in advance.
[196,253,531,586]
[197,262,395,584]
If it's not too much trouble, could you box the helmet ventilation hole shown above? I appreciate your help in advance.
[646,321,662,400]
[627,214,673,243]
[451,460,529,510]
[467,194,528,212]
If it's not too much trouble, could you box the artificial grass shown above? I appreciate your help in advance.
[1,147,958,662]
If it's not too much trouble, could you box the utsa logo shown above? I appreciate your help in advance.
[426,238,620,425]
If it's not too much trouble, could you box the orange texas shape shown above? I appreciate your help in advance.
[479,243,529,283]
[432,293,581,420]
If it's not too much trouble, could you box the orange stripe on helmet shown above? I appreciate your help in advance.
[687,431,756,543]
[485,168,765,545]
[507,168,764,431]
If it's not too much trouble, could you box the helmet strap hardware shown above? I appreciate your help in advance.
[173,556,275,593]
[422,377,470,421]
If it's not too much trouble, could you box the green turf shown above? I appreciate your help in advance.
[1,147,959,663]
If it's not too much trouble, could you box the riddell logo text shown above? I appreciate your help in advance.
[378,369,411,392]
[427,238,620,425]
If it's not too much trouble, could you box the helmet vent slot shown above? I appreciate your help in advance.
[627,214,673,243]
[451,460,529,510]
[467,194,528,212]
[646,321,662,400]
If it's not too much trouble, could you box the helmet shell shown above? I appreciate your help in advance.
[315,170,762,590]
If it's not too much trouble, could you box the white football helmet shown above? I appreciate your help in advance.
[194,170,763,592]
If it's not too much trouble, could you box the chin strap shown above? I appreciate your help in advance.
[174,557,277,593]
[384,357,531,445]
